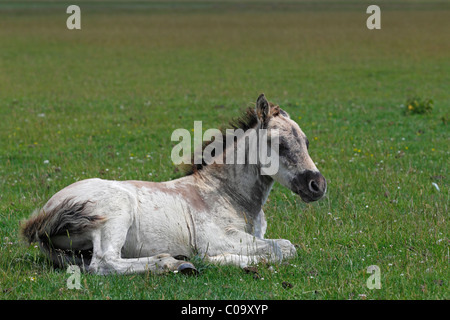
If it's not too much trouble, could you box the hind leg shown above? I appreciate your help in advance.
[87,223,196,275]
[90,252,197,275]
[44,232,94,270]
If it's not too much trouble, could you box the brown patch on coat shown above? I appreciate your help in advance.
[124,180,208,212]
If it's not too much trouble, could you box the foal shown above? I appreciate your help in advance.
[21,94,326,275]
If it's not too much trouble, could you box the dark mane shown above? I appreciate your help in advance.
[181,107,259,176]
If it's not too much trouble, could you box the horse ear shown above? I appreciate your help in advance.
[256,93,269,122]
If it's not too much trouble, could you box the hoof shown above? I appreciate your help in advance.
[173,255,190,261]
[177,262,198,276]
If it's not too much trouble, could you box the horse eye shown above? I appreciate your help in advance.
[306,138,310,150]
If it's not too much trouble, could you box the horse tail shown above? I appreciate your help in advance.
[20,198,105,245]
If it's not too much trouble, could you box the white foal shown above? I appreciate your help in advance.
[21,94,326,275]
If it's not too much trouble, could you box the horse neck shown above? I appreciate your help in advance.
[196,124,274,219]
[200,163,274,217]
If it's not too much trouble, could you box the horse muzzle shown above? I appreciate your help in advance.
[291,170,327,203]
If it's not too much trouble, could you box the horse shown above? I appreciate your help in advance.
[20,94,327,275]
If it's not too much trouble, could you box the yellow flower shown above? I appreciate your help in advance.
[408,105,414,110]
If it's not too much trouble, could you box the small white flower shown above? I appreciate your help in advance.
[432,182,440,192]
[43,160,49,164]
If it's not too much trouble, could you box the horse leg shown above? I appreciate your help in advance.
[203,231,291,267]
[206,253,256,267]
[253,209,267,239]
[87,219,197,275]
[92,252,197,275]
[271,238,297,259]
[206,239,296,267]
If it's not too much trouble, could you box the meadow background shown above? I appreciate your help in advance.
[0,0,448,299]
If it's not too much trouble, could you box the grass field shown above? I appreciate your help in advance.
[0,1,448,300]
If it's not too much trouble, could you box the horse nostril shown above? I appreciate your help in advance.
[309,180,320,193]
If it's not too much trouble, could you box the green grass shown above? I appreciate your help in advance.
[0,1,448,300]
